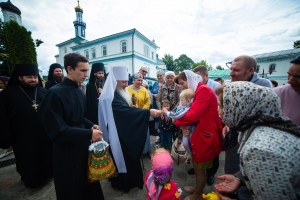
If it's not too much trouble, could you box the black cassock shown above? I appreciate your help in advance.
[109,91,149,192]
[0,85,53,188]
[39,78,104,200]
[45,79,56,89]
[85,82,99,124]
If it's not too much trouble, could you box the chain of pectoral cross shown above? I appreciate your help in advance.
[19,86,39,112]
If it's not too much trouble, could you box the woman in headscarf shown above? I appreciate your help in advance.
[175,70,223,200]
[214,81,300,200]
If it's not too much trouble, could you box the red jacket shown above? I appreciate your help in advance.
[175,83,223,163]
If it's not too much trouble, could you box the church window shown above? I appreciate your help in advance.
[102,46,107,56]
[151,52,154,59]
[144,45,149,57]
[269,63,276,74]
[121,41,127,53]
[64,47,67,53]
[255,65,260,73]
[85,49,89,59]
[91,48,96,58]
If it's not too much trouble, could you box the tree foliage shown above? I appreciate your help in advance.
[3,21,37,75]
[161,53,174,71]
[294,40,300,49]
[216,65,224,70]
[0,19,9,76]
[173,54,194,74]
[35,39,44,47]
[192,60,213,71]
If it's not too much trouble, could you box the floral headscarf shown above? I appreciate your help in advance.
[183,70,202,91]
[222,81,300,149]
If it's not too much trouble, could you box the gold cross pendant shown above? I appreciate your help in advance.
[32,100,39,112]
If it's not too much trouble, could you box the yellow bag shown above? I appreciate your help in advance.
[87,141,117,183]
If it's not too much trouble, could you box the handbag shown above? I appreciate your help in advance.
[87,140,117,183]
[171,137,186,165]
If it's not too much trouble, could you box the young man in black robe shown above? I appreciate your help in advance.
[0,64,53,188]
[85,63,106,124]
[98,66,162,193]
[39,53,104,200]
[45,63,64,89]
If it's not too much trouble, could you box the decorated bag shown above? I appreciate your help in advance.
[87,140,117,183]
[171,137,186,165]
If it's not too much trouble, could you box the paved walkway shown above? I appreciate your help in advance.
[0,136,225,200]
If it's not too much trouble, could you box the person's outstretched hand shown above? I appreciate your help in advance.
[214,175,241,193]
[150,109,162,118]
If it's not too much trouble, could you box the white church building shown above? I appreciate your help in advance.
[55,1,165,81]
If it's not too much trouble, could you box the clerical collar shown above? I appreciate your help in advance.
[62,77,79,88]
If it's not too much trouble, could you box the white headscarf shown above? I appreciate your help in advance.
[183,70,203,91]
[98,66,128,173]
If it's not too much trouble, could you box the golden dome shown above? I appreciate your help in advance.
[75,0,83,13]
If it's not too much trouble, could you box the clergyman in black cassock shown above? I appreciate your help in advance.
[45,63,63,89]
[0,64,53,188]
[85,63,106,124]
[39,53,104,200]
[98,66,162,193]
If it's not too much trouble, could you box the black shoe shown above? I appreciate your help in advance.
[187,168,195,175]
[207,176,215,186]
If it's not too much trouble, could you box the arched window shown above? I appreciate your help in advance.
[121,41,127,53]
[255,65,260,73]
[64,47,67,53]
[84,49,89,59]
[101,45,107,56]
[269,63,276,74]
[91,48,96,58]
[144,45,149,57]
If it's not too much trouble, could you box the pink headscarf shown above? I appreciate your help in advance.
[148,151,173,200]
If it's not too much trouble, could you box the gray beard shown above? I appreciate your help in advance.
[117,88,131,106]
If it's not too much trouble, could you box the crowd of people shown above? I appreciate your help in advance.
[0,53,299,200]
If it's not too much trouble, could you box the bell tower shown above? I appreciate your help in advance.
[73,0,86,38]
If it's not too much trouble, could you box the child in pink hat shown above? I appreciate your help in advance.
[144,148,182,200]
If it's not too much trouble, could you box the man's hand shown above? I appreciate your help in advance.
[214,174,241,193]
[92,129,103,142]
[98,88,102,94]
[157,129,160,133]
[181,126,191,136]
[222,126,230,138]
[150,109,162,118]
[91,125,100,130]
[132,105,138,108]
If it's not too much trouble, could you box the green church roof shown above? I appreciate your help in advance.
[208,69,230,78]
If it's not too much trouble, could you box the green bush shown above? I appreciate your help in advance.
[3,21,37,75]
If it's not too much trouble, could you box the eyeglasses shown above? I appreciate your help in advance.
[142,70,148,74]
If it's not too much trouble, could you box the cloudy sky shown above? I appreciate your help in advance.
[3,0,300,74]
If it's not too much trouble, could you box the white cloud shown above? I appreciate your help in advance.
[2,0,300,73]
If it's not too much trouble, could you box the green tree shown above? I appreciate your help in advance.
[161,54,174,71]
[3,21,37,75]
[35,39,44,47]
[192,60,213,71]
[0,18,9,76]
[173,54,194,74]
[216,65,224,70]
[293,40,300,49]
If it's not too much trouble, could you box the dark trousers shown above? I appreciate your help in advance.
[206,155,219,177]
[160,130,172,148]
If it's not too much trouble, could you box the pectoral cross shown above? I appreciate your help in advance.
[32,100,39,112]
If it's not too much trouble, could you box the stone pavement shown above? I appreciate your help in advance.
[0,136,225,200]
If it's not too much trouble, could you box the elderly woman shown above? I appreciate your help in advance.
[174,70,223,200]
[151,70,165,139]
[127,73,151,157]
[215,81,300,200]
